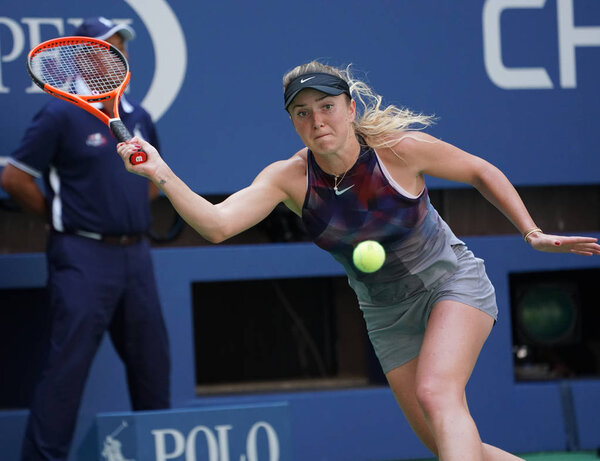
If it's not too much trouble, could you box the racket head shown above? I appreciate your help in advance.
[26,36,145,164]
[26,36,130,118]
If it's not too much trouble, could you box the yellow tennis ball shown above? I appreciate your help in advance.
[352,240,386,273]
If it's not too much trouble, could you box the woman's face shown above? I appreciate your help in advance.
[288,89,355,155]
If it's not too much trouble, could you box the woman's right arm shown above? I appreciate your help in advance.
[117,137,296,243]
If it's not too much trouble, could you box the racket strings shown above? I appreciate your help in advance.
[30,43,127,96]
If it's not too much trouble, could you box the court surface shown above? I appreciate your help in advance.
[403,451,599,461]
[521,453,600,461]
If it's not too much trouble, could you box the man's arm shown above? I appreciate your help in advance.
[0,164,47,217]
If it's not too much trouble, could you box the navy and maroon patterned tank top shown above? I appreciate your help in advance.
[301,144,462,293]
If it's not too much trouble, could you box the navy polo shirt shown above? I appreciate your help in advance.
[9,96,159,235]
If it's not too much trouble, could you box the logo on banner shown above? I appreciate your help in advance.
[101,421,135,461]
[0,0,186,121]
[96,404,292,461]
[151,421,281,461]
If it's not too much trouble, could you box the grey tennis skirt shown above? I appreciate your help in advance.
[354,244,498,374]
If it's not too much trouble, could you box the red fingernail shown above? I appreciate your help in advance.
[555,241,561,246]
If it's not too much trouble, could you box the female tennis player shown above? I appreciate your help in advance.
[117,61,600,460]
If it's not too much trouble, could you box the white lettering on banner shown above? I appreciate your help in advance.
[152,428,185,461]
[0,17,132,94]
[557,0,600,88]
[483,0,600,89]
[215,426,232,461]
[245,422,279,461]
[482,0,553,89]
[152,423,280,461]
[0,3,185,122]
[185,426,220,461]
[123,0,187,121]
[0,17,25,93]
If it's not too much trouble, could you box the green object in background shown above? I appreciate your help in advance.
[518,286,577,344]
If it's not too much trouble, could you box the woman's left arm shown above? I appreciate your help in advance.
[395,132,600,256]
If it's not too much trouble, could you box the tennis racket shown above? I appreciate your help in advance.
[26,36,146,165]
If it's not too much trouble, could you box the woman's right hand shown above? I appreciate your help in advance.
[116,136,165,183]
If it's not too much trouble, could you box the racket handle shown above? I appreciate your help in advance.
[109,119,147,165]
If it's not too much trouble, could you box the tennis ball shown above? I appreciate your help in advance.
[352,240,386,273]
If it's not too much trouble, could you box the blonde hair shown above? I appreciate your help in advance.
[282,61,435,149]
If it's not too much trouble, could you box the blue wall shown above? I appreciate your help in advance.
[1,1,600,460]
[1,237,600,460]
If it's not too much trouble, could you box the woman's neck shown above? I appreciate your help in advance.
[313,135,362,177]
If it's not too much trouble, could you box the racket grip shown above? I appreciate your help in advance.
[109,119,147,165]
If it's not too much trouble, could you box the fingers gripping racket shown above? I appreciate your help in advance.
[26,36,146,165]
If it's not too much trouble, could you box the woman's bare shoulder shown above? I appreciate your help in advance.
[393,131,439,150]
[263,147,308,176]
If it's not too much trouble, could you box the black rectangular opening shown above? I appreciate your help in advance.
[509,268,600,381]
[191,276,385,394]
[0,287,51,409]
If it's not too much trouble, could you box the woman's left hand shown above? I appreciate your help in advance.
[528,232,600,256]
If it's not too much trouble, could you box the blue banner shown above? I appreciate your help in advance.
[96,402,292,461]
[1,0,599,194]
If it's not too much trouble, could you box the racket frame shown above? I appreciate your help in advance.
[26,36,146,164]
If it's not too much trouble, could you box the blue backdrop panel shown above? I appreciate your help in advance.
[1,0,599,195]
[2,236,600,460]
[571,380,600,450]
[0,411,28,461]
